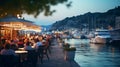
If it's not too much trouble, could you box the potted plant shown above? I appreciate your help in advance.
[63,43,76,61]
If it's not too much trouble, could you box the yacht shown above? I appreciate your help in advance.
[90,29,112,44]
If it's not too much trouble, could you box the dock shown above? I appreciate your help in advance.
[36,39,80,67]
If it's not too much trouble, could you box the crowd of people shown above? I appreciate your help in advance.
[0,34,53,67]
[0,34,52,52]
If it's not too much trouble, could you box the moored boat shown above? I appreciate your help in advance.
[90,29,112,44]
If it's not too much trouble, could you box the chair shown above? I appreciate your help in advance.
[10,44,18,50]
[26,50,38,67]
[0,55,2,67]
[44,46,50,60]
[0,55,17,67]
[37,46,49,64]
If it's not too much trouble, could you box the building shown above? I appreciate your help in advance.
[109,17,120,41]
[115,17,120,29]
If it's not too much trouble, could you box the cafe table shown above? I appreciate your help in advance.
[15,50,28,54]
[15,50,28,62]
[18,48,25,51]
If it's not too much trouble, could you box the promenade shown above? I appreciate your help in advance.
[36,39,80,67]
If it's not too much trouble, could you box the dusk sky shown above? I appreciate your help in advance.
[23,0,120,26]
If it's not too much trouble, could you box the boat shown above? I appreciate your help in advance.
[90,29,112,44]
[109,28,120,45]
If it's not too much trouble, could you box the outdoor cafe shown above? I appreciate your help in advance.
[0,16,41,40]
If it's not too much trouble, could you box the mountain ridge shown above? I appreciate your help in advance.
[51,6,120,31]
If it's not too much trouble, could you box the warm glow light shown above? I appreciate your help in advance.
[17,14,21,19]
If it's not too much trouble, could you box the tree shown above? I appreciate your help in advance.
[0,0,72,18]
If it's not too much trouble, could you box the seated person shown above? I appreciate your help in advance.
[0,43,19,67]
[1,43,16,56]
[34,39,44,49]
[17,39,24,48]
[24,41,34,51]
[10,40,18,50]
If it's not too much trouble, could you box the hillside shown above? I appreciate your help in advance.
[51,6,120,31]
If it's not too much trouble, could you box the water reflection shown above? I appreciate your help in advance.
[64,39,120,67]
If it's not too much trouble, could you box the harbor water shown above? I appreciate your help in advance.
[64,39,120,67]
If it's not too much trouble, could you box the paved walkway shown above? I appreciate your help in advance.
[36,39,80,67]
